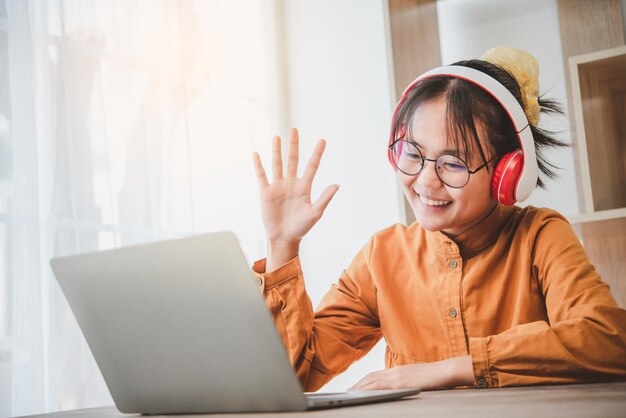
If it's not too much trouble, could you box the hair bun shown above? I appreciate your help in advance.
[480,46,540,126]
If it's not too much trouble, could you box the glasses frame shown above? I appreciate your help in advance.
[388,139,499,188]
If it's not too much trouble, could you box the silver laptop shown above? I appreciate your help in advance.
[50,232,419,414]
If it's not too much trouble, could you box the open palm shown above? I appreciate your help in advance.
[252,128,339,247]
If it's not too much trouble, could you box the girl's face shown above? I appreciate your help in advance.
[398,96,497,237]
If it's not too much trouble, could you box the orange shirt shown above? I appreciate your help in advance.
[252,204,626,391]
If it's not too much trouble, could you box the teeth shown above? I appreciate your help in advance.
[419,194,451,207]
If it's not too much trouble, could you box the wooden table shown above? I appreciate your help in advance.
[19,382,626,418]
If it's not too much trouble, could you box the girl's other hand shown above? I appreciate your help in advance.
[348,355,474,392]
[252,128,339,271]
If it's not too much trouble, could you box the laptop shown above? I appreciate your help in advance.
[50,232,420,414]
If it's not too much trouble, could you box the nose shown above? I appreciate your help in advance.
[416,159,443,188]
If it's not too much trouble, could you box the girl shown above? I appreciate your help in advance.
[250,46,626,391]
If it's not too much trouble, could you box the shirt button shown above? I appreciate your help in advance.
[449,308,457,318]
[449,259,458,269]
[256,277,263,287]
[477,378,488,388]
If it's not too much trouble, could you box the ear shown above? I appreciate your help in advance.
[388,124,407,170]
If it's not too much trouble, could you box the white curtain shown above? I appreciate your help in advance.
[0,0,282,415]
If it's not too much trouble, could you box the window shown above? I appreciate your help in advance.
[1,1,282,414]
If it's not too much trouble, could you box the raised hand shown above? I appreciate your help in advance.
[252,128,339,271]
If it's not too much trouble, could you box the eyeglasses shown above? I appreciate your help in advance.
[388,139,498,188]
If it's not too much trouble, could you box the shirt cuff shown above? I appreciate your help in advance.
[469,337,494,388]
[251,256,302,290]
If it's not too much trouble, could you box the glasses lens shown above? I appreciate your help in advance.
[392,140,423,175]
[436,155,469,188]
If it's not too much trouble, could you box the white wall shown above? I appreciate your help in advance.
[437,0,580,216]
[280,0,399,392]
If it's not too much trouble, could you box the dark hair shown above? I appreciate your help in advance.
[390,59,567,188]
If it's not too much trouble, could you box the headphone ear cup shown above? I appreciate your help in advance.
[491,150,523,206]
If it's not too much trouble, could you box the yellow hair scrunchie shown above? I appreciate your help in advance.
[480,46,541,126]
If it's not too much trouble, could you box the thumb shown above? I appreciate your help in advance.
[312,184,340,217]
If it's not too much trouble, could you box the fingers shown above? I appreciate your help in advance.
[348,370,391,392]
[252,152,269,188]
[286,127,299,177]
[349,372,372,391]
[303,139,326,183]
[312,184,339,217]
[263,131,327,185]
[349,376,377,392]
[272,135,283,181]
[350,382,377,392]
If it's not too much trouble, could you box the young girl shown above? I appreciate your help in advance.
[250,46,626,391]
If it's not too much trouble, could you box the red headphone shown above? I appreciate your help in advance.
[388,65,538,206]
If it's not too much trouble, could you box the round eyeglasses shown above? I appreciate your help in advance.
[388,139,498,188]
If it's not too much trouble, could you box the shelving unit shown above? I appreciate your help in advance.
[568,46,626,216]
[566,45,626,307]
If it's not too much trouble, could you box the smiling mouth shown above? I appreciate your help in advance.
[418,194,452,207]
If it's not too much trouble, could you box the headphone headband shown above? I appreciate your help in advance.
[388,65,539,203]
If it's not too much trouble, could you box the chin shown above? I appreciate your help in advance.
[419,223,443,232]
[415,219,447,231]
[410,208,448,231]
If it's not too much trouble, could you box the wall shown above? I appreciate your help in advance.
[279,0,399,392]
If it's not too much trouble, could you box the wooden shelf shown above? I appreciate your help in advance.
[569,46,626,213]
[567,208,626,225]
[567,43,626,309]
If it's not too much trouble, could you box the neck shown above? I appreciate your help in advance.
[442,202,499,240]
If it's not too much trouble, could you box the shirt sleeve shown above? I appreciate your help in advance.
[251,240,382,392]
[469,214,626,388]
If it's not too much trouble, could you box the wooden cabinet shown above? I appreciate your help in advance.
[569,46,626,216]
[567,46,626,308]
